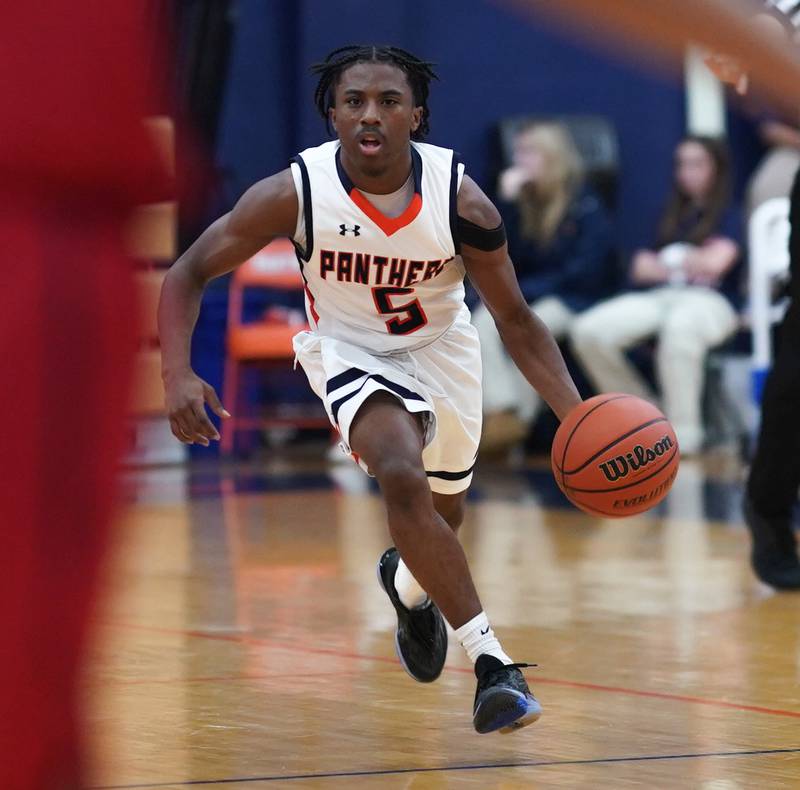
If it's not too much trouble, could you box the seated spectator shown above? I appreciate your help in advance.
[570,135,742,455]
[473,122,617,451]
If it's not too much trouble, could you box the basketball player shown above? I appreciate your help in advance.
[159,45,582,734]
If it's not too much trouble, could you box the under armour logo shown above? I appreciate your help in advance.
[480,627,490,635]
[339,224,361,236]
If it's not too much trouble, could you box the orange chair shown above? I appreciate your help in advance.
[221,239,330,454]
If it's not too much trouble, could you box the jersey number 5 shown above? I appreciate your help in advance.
[372,286,428,335]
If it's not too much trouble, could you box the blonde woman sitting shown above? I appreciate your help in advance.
[473,122,616,451]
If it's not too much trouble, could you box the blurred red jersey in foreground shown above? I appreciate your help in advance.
[0,3,168,787]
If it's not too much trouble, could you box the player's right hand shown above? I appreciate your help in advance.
[164,369,230,446]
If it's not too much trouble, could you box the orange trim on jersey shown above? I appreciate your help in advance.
[348,190,422,237]
[304,285,320,324]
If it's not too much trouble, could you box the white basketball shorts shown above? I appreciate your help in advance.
[293,317,482,494]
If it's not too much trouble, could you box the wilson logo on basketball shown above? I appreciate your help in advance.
[598,435,675,482]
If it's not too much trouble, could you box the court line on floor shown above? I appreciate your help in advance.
[90,747,800,788]
[94,668,399,687]
[103,620,800,720]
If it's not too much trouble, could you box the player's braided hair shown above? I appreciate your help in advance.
[312,45,438,140]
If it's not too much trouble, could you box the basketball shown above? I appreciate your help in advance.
[551,394,680,517]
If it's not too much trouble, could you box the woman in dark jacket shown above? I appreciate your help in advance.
[473,121,616,450]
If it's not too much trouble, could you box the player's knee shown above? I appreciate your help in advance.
[372,456,429,505]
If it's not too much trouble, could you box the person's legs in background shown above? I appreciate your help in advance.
[474,296,574,451]
[745,169,800,589]
[655,288,738,455]
[472,301,518,418]
[569,290,667,403]
[514,297,576,423]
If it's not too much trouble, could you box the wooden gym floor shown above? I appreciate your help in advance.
[85,452,800,789]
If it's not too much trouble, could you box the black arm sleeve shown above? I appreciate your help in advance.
[456,216,507,251]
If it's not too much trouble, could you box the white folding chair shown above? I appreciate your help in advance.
[747,197,791,403]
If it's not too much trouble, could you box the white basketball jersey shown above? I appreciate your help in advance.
[290,140,467,353]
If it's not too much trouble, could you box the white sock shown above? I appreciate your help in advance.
[394,557,429,609]
[454,611,513,665]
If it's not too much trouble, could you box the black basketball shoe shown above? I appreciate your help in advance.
[745,497,800,590]
[377,547,448,683]
[472,654,542,734]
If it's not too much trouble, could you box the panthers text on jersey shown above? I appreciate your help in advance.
[289,140,467,353]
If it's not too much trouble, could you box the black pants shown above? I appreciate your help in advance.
[747,169,800,519]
